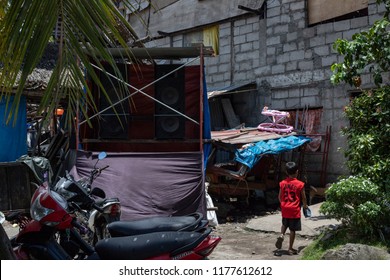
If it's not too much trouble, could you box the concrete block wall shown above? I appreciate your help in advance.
[136,0,385,184]
[253,0,384,183]
[207,0,383,184]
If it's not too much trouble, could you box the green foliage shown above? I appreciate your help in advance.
[326,1,390,244]
[0,0,142,128]
[331,0,390,87]
[320,176,389,237]
[342,87,390,189]
[320,176,386,237]
[331,18,390,87]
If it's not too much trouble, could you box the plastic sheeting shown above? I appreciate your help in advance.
[70,150,206,221]
[17,155,54,184]
[234,135,311,169]
[0,96,27,162]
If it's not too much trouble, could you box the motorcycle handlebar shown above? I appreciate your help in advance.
[99,165,110,173]
[89,165,109,184]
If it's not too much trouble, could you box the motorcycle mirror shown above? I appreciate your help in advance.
[91,187,106,199]
[94,152,107,169]
[98,152,107,160]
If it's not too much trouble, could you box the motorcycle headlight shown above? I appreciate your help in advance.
[30,193,54,222]
[30,189,69,224]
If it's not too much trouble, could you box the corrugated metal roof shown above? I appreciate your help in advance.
[208,81,257,99]
[211,128,296,145]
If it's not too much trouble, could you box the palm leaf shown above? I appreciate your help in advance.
[0,0,142,128]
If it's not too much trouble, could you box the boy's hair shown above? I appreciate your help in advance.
[285,161,298,175]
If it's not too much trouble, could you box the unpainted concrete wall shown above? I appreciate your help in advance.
[127,0,386,184]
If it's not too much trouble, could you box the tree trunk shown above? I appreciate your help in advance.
[0,224,16,259]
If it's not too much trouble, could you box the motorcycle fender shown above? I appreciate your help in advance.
[88,209,99,229]
[102,201,121,213]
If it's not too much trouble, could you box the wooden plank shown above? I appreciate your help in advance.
[209,98,225,130]
[308,0,368,25]
[6,164,31,210]
[221,98,240,128]
[0,167,9,211]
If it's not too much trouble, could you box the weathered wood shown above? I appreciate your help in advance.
[308,0,368,25]
[131,0,265,35]
[0,167,9,210]
[7,164,31,210]
[0,224,16,259]
[0,163,31,211]
[221,98,240,128]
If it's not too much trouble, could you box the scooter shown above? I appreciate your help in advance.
[11,178,221,260]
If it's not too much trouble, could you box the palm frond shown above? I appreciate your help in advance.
[0,0,141,127]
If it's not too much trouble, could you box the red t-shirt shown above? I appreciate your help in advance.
[279,177,305,218]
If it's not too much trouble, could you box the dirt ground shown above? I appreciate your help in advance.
[2,202,316,260]
[205,198,317,260]
[208,220,314,260]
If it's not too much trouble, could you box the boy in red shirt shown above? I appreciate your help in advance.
[275,161,308,255]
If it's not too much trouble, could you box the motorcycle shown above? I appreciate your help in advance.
[53,152,208,242]
[11,177,221,260]
[53,151,121,244]
[5,152,120,249]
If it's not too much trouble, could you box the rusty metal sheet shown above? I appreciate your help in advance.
[211,128,296,145]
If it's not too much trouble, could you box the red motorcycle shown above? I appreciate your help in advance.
[11,178,221,260]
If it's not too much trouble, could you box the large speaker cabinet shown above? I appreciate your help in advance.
[154,64,186,139]
[82,63,202,153]
[98,63,129,139]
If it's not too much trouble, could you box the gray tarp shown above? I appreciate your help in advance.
[70,150,206,221]
[17,155,53,184]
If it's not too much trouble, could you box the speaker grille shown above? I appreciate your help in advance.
[99,115,128,139]
[98,62,129,139]
[155,115,185,139]
[155,65,185,114]
[99,87,129,139]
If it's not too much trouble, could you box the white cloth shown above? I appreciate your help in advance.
[206,191,218,227]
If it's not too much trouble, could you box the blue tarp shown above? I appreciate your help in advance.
[202,67,211,172]
[234,135,311,169]
[0,96,27,162]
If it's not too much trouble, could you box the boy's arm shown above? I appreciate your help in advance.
[301,188,308,209]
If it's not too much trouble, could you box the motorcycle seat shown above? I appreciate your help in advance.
[107,212,205,237]
[94,228,212,260]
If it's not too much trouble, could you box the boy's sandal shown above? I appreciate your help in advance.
[288,249,298,255]
[275,236,284,249]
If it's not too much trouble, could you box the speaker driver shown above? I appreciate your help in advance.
[99,86,129,140]
[99,115,128,139]
[160,87,179,106]
[160,116,180,133]
[155,115,185,139]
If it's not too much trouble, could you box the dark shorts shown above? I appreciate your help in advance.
[282,217,301,231]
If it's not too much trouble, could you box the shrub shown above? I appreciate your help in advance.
[320,176,385,237]
[342,87,390,191]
